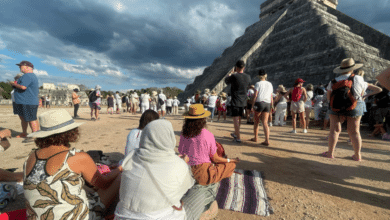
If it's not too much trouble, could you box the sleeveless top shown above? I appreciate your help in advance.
[23,148,104,220]
[291,87,303,102]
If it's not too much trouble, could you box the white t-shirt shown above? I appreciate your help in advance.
[46,96,50,102]
[172,99,180,106]
[327,74,368,101]
[254,81,273,103]
[166,98,173,107]
[141,94,150,103]
[131,93,139,103]
[247,89,255,98]
[207,95,218,108]
[305,91,313,108]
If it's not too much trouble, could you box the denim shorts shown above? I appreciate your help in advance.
[328,101,364,118]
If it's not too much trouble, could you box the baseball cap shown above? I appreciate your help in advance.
[16,61,34,69]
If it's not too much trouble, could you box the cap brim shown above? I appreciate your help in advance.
[183,110,211,119]
[333,63,363,73]
[27,122,84,138]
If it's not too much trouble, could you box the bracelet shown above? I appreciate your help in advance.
[227,158,230,163]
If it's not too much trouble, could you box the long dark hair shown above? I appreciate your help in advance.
[182,118,207,138]
[139,110,159,129]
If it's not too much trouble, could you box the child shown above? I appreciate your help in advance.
[107,93,114,114]
[217,92,228,121]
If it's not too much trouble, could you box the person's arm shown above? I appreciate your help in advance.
[69,152,122,190]
[283,89,291,101]
[211,153,239,164]
[0,169,23,182]
[225,74,233,84]
[302,88,308,102]
[251,90,259,110]
[363,84,382,99]
[0,129,11,139]
[376,67,390,91]
[10,81,27,90]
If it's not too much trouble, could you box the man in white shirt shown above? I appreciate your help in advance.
[172,96,180,115]
[158,89,167,118]
[165,96,173,115]
[115,91,122,114]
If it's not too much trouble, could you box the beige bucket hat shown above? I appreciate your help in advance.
[333,58,363,74]
[183,104,211,119]
[28,109,84,138]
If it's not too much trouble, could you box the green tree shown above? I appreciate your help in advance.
[0,82,13,99]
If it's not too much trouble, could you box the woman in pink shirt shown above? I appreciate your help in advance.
[179,104,239,186]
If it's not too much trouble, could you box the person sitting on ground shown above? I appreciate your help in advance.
[284,78,308,133]
[217,92,228,122]
[114,120,195,220]
[274,85,288,126]
[124,110,159,157]
[178,104,239,219]
[251,69,273,145]
[24,109,122,219]
[304,84,314,130]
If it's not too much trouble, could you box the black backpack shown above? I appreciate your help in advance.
[89,91,97,102]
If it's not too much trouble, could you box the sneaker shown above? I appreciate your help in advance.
[289,130,297,134]
[303,129,307,133]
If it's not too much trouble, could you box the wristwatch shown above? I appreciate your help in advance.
[227,158,230,163]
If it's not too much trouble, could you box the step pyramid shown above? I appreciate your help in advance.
[178,0,390,101]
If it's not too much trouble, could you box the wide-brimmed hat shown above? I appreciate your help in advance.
[28,109,84,138]
[276,85,287,93]
[183,104,211,119]
[294,78,305,84]
[152,91,158,96]
[333,58,363,74]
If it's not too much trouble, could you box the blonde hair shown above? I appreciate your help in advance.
[306,84,314,91]
[259,74,267,80]
[356,69,365,77]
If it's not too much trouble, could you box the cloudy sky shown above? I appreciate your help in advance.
[0,0,389,91]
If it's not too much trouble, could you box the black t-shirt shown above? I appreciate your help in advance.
[225,72,251,107]
[107,97,114,106]
[375,89,390,108]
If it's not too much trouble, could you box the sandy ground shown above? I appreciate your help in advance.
[1,106,390,220]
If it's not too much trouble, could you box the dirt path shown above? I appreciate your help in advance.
[1,106,390,219]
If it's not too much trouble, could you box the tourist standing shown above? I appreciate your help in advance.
[284,78,308,133]
[158,89,167,118]
[217,92,228,122]
[130,91,139,114]
[207,90,218,122]
[45,95,51,108]
[274,85,288,126]
[140,90,151,114]
[89,85,102,120]
[323,58,369,161]
[224,60,251,143]
[10,61,40,138]
[251,69,273,145]
[166,96,173,115]
[246,85,255,124]
[150,91,158,112]
[172,96,180,115]
[202,88,210,108]
[72,88,81,118]
[107,93,114,114]
[115,91,122,114]
[11,74,23,116]
[304,84,314,130]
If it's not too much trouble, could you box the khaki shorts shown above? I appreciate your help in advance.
[290,101,305,114]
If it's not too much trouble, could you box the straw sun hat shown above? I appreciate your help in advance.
[28,109,84,138]
[183,104,211,119]
[276,85,287,93]
[333,58,363,74]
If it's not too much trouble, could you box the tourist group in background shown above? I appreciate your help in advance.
[2,58,390,219]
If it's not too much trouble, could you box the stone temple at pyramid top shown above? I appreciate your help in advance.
[260,0,338,19]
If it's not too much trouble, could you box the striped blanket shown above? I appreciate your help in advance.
[215,169,273,216]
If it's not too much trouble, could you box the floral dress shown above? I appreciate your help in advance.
[23,148,105,220]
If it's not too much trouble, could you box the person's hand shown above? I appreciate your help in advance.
[117,165,123,172]
[229,157,240,163]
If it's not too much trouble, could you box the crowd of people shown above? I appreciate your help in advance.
[1,58,390,219]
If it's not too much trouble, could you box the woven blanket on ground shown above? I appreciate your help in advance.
[215,169,273,216]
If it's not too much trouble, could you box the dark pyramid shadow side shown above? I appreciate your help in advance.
[178,7,290,102]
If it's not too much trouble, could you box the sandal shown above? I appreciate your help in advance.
[16,133,28,138]
[352,155,361,161]
[249,138,257,142]
[321,151,334,159]
[230,133,237,139]
[260,142,270,146]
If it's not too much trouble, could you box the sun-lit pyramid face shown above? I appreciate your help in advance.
[260,0,338,19]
